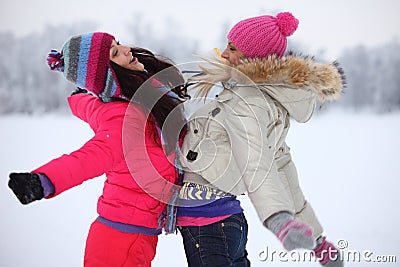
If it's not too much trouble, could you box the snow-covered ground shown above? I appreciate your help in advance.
[1,110,399,266]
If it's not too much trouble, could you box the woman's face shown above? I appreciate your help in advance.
[221,41,244,65]
[109,40,145,71]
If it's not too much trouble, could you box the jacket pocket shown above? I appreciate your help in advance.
[186,106,222,161]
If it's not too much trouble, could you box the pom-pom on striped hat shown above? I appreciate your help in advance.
[46,32,122,102]
[227,12,299,59]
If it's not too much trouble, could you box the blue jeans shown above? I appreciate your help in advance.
[178,213,250,267]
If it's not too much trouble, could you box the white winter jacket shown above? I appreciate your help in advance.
[180,54,344,231]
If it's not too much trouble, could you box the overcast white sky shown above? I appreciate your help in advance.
[1,0,399,59]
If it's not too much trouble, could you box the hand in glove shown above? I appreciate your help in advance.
[8,173,44,205]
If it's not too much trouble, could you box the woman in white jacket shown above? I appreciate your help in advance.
[177,12,345,267]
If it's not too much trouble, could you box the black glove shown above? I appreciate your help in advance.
[71,87,88,96]
[8,173,44,205]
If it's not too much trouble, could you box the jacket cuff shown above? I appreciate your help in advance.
[36,173,55,197]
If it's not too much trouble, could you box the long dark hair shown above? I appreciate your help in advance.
[110,47,188,154]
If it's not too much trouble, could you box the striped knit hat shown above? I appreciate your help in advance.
[227,12,299,58]
[47,32,122,102]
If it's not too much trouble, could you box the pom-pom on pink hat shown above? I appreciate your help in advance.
[227,12,299,58]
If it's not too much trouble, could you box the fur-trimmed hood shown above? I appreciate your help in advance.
[190,54,345,122]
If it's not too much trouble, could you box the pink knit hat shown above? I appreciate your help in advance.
[227,12,299,58]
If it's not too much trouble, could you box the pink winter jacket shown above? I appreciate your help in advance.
[34,93,177,228]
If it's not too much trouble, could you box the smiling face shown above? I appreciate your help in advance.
[221,41,245,65]
[109,39,145,71]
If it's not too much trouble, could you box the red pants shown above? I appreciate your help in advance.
[84,220,158,267]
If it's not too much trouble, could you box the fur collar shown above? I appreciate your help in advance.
[191,53,345,104]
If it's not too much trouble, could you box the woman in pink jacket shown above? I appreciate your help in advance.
[8,32,187,267]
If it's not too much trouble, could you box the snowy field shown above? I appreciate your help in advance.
[1,110,400,267]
